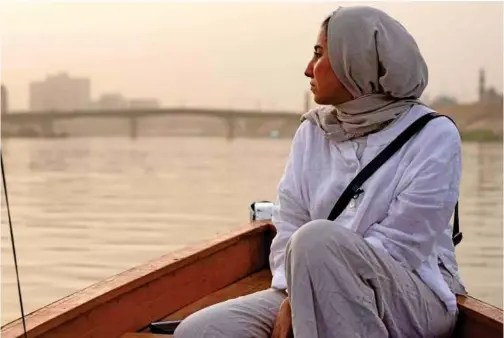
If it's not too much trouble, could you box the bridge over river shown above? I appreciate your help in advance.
[3,102,501,141]
[1,108,304,139]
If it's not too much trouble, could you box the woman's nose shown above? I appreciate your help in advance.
[305,62,314,78]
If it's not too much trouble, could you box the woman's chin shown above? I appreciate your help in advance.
[313,95,329,106]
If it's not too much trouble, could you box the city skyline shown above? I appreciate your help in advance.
[1,2,502,111]
[19,72,160,112]
[2,67,500,113]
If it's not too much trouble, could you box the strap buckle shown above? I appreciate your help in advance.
[453,232,463,246]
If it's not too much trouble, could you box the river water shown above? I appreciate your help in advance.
[1,137,502,325]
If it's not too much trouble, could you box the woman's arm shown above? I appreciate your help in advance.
[364,119,461,271]
[270,122,311,290]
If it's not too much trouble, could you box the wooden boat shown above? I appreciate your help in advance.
[2,221,502,338]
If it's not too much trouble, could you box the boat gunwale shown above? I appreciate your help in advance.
[1,221,273,338]
[456,295,503,330]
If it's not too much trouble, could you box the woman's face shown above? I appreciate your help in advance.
[304,28,353,106]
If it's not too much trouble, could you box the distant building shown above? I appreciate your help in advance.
[93,93,129,110]
[479,68,503,107]
[129,98,160,109]
[30,73,91,112]
[431,69,503,136]
[479,68,485,102]
[1,85,7,114]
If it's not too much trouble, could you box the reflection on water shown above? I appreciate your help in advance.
[1,137,502,325]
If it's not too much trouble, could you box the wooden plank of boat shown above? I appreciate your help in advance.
[150,269,272,326]
[1,220,502,338]
[128,269,273,338]
[1,221,274,338]
[454,295,503,337]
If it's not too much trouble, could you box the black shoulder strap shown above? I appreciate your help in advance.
[327,113,463,246]
[453,202,462,246]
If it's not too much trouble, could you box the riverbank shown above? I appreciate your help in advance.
[460,130,503,142]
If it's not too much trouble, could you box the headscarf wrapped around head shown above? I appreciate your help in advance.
[302,6,429,141]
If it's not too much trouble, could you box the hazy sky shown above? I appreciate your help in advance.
[1,1,503,112]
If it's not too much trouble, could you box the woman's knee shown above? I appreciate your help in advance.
[288,220,358,258]
[174,290,282,338]
[173,301,236,338]
[172,309,212,338]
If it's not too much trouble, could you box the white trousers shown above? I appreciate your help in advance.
[174,220,463,338]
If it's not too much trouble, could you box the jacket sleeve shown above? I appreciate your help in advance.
[269,122,311,290]
[364,118,461,271]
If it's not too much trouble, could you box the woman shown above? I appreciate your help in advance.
[174,6,466,338]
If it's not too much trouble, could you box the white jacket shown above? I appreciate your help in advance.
[269,105,465,314]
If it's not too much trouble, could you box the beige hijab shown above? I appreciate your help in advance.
[302,6,429,142]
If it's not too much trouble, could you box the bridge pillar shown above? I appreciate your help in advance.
[40,119,54,137]
[130,117,138,139]
[226,117,235,140]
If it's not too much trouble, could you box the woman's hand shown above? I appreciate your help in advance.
[271,297,293,338]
